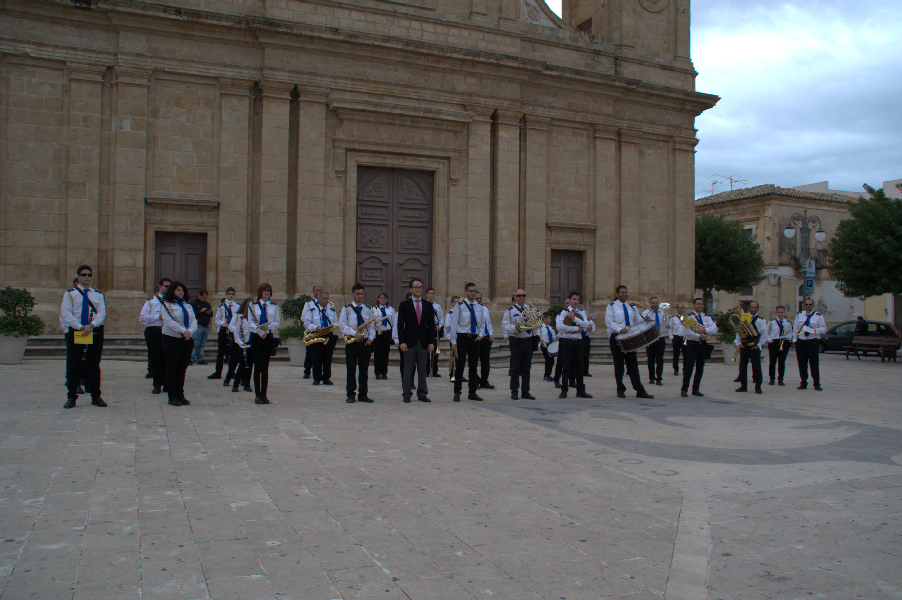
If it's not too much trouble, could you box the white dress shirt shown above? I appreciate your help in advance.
[556,307,590,340]
[304,302,338,333]
[502,303,537,339]
[669,315,686,340]
[161,300,198,338]
[768,318,793,345]
[480,304,493,337]
[605,300,643,337]
[339,302,375,341]
[793,310,827,341]
[228,313,254,349]
[733,314,770,349]
[443,311,454,340]
[538,322,557,346]
[448,299,485,344]
[248,300,281,338]
[641,308,668,339]
[60,284,106,331]
[139,295,166,327]
[214,300,240,330]
[681,312,718,342]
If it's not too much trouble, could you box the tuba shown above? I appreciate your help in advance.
[729,306,760,348]
[516,304,543,332]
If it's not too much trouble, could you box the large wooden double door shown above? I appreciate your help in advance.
[154,232,207,297]
[549,250,583,305]
[356,168,434,306]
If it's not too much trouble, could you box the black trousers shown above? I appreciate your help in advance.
[66,327,104,400]
[559,338,585,393]
[372,332,392,376]
[454,334,480,395]
[768,341,791,382]
[225,342,252,386]
[541,345,555,378]
[161,335,193,400]
[509,337,535,392]
[610,334,646,394]
[581,335,591,375]
[310,334,337,382]
[214,327,230,375]
[250,334,275,396]
[645,337,666,382]
[478,338,492,384]
[672,336,684,372]
[431,328,443,375]
[738,345,763,388]
[682,341,707,392]
[796,339,820,386]
[345,341,372,398]
[144,326,166,388]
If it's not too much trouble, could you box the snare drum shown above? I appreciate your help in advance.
[546,340,559,356]
[616,320,660,353]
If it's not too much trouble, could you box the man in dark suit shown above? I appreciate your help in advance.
[397,277,436,403]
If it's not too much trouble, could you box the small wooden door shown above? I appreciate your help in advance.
[356,168,434,306]
[549,250,583,305]
[154,232,207,297]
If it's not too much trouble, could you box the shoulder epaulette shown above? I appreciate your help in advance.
[609,301,614,305]
[629,303,636,307]
[457,300,466,306]
[815,312,822,316]
[67,287,75,292]
[507,305,516,312]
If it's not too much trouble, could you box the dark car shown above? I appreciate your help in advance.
[820,320,901,352]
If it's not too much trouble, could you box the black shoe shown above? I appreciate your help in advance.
[262,396,270,404]
[778,380,785,386]
[232,386,240,392]
[511,391,519,400]
[323,380,333,386]
[617,391,626,399]
[152,387,161,395]
[179,397,191,406]
[575,391,593,399]
[256,396,266,404]
[735,387,748,393]
[403,398,411,403]
[303,373,311,379]
[559,391,567,398]
[346,396,356,403]
[418,397,431,403]
[584,373,592,378]
[243,385,252,392]
[453,394,461,402]
[145,372,153,379]
[162,386,167,392]
[543,376,553,382]
[521,391,535,400]
[196,360,207,366]
[755,387,763,395]
[64,398,76,409]
[692,390,704,397]
[649,379,655,385]
[636,392,654,399]
[432,373,441,378]
[359,396,373,403]
[168,398,183,406]
[313,380,321,386]
[680,390,688,397]
[769,379,775,386]
[656,380,663,386]
[479,383,495,390]
[468,393,483,401]
[223,379,231,387]
[733,376,741,383]
[461,378,468,383]
[674,370,679,376]
[76,386,85,395]
[814,385,823,391]
[797,384,807,390]
[91,398,107,407]
[207,373,221,380]
[554,380,561,389]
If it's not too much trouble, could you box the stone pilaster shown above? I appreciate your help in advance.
[593,123,620,298]
[295,86,330,296]
[673,135,697,299]
[521,114,549,297]
[490,108,522,300]
[461,106,493,294]
[618,128,642,292]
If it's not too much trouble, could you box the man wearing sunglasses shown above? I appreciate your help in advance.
[60,265,107,408]
[793,297,826,391]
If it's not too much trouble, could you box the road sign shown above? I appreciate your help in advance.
[805,259,816,277]
[806,278,814,291]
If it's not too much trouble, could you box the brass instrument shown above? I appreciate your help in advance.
[729,306,760,348]
[449,347,457,381]
[731,347,740,362]
[680,315,705,334]
[303,324,339,346]
[344,312,380,344]
[515,304,543,332]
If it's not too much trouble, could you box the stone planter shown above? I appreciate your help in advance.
[284,338,306,367]
[0,335,29,365]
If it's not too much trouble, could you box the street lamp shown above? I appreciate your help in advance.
[783,210,826,264]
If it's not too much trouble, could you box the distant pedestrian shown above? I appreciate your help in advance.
[855,316,868,336]
[190,290,212,365]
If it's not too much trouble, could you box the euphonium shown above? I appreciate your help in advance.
[729,306,760,348]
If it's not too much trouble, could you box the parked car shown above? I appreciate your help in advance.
[820,320,901,353]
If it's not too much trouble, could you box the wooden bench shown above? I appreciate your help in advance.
[845,336,900,362]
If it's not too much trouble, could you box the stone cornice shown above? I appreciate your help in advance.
[695,185,858,208]
[329,98,477,124]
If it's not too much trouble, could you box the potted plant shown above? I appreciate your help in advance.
[715,312,736,364]
[0,287,45,364]
[279,294,312,367]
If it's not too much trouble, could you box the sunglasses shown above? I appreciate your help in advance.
[515,294,526,297]
[79,272,92,277]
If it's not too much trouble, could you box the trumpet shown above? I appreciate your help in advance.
[345,313,380,344]
[449,347,457,381]
[303,324,339,346]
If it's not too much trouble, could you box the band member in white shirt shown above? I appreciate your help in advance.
[669,302,686,376]
[302,284,322,379]
[140,277,171,394]
[733,301,770,394]
[249,283,280,404]
[793,297,826,390]
[641,296,668,387]
[502,289,537,400]
[556,292,592,399]
[339,283,376,403]
[209,287,238,381]
[61,265,107,409]
[226,298,255,393]
[553,296,571,388]
[605,286,653,399]
[449,283,486,402]
[160,281,198,407]
[538,312,557,382]
[474,292,494,390]
[304,291,339,386]
[426,288,443,377]
[767,305,793,386]
[679,298,718,397]
[371,292,395,380]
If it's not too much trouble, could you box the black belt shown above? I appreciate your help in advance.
[797,338,818,342]
[686,340,708,345]
[147,325,162,329]
[457,333,478,337]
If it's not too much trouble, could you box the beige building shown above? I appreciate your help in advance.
[695,184,899,328]
[1,0,717,334]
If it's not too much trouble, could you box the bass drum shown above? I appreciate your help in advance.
[546,340,559,356]
[616,320,660,353]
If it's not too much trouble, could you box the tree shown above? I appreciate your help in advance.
[695,213,766,306]
[827,183,902,298]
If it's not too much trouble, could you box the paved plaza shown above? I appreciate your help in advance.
[0,352,900,600]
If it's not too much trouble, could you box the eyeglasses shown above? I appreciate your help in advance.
[78,272,92,277]
[515,294,526,297]
[804,304,813,307]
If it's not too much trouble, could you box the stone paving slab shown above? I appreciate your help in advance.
[0,353,899,599]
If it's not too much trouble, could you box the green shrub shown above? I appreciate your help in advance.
[714,312,735,345]
[279,294,312,339]
[0,287,45,337]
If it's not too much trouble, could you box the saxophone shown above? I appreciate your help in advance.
[345,313,380,344]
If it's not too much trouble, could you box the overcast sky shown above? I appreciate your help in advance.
[545,0,901,199]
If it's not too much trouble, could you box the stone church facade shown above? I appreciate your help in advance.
[0,0,716,333]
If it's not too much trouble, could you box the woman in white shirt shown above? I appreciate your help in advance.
[372,293,395,380]
[160,281,198,407]
[226,298,254,393]
[249,283,280,404]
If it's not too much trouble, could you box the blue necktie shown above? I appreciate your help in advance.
[226,304,232,321]
[804,313,812,337]
[467,303,476,333]
[623,305,630,327]
[79,289,91,326]
[777,319,784,336]
[381,307,388,328]
[546,325,554,342]
[655,312,659,328]
[321,307,330,327]
[259,302,267,324]
[353,305,363,326]
[175,298,190,326]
